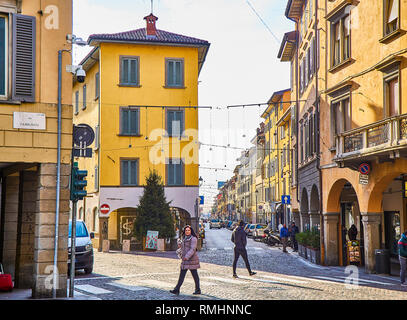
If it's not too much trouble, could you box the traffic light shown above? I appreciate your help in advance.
[70,162,88,201]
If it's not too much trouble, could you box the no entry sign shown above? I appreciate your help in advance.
[358,163,370,175]
[100,204,110,215]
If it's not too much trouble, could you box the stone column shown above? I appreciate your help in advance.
[32,163,71,299]
[361,212,382,273]
[323,212,340,266]
[2,174,20,279]
[300,212,310,231]
[309,211,320,229]
[99,217,109,252]
[15,171,37,288]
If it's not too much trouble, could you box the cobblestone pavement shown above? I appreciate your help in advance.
[71,225,407,300]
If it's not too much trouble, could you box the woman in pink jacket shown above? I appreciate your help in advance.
[170,225,201,295]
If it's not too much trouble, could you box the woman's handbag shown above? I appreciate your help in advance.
[176,238,183,259]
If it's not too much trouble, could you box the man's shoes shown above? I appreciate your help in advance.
[233,274,238,278]
[249,271,257,276]
[169,289,180,295]
[193,289,201,295]
[401,283,407,287]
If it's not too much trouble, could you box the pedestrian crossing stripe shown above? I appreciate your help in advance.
[107,282,150,291]
[75,284,113,295]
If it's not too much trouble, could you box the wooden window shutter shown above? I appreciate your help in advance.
[12,14,35,102]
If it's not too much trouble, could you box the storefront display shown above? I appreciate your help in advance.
[347,240,361,265]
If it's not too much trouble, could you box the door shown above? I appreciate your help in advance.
[384,211,401,258]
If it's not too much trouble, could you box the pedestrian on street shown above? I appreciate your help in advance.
[289,222,299,252]
[280,224,289,253]
[231,220,257,278]
[170,225,201,295]
[348,224,358,241]
[398,231,407,286]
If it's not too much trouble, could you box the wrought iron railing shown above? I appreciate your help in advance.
[335,114,407,159]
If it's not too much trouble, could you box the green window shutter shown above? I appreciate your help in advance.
[168,61,174,86]
[95,72,100,98]
[122,109,129,134]
[167,110,174,136]
[12,14,36,102]
[130,59,138,84]
[130,109,139,134]
[175,61,181,85]
[122,161,129,185]
[0,17,5,96]
[75,91,79,114]
[122,59,129,84]
[168,160,175,185]
[130,160,138,185]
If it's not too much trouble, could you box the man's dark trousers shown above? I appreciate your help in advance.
[233,247,252,274]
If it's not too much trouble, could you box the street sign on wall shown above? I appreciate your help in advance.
[100,203,110,215]
[199,196,204,205]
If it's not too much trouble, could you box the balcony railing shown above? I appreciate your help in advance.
[335,114,407,160]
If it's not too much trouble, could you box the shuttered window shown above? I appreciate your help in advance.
[0,16,6,97]
[121,159,139,186]
[82,85,86,110]
[95,72,100,98]
[12,14,36,102]
[167,159,183,186]
[120,56,139,86]
[120,107,140,135]
[167,109,184,136]
[75,91,79,114]
[166,59,184,87]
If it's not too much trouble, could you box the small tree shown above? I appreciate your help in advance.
[134,170,175,240]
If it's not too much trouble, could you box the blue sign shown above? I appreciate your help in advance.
[199,196,204,205]
[217,181,226,189]
[281,195,291,204]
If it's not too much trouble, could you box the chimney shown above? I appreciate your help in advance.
[144,14,158,37]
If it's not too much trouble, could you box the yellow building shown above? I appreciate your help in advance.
[73,13,209,250]
[320,0,407,272]
[261,89,291,229]
[0,0,73,298]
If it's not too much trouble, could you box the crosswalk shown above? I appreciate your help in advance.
[207,246,271,253]
[72,271,398,299]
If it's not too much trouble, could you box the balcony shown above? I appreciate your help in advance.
[334,114,407,169]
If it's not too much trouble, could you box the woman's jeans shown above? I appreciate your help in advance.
[400,256,406,284]
[174,268,200,291]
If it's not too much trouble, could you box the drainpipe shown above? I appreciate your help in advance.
[53,49,63,298]
[315,0,325,265]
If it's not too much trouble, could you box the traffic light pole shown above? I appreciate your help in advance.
[69,199,77,298]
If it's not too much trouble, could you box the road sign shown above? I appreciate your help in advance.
[359,173,369,185]
[217,181,226,189]
[282,195,291,204]
[199,196,204,205]
[358,163,370,175]
[73,147,92,158]
[100,204,110,215]
[73,124,95,146]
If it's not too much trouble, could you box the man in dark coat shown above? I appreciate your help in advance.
[231,220,256,278]
[289,222,299,252]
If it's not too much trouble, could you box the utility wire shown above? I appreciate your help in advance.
[245,0,281,45]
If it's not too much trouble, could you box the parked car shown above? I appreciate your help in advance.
[244,224,252,234]
[68,220,94,274]
[252,224,268,239]
[229,221,238,230]
[209,219,221,229]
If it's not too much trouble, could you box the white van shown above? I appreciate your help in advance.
[68,220,94,274]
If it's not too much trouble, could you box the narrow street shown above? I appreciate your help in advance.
[68,223,407,300]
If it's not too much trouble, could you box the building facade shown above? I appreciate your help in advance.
[73,14,209,250]
[0,0,73,298]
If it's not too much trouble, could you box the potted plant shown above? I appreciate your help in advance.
[296,231,309,259]
[307,229,321,265]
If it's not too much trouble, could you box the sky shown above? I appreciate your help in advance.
[73,0,294,213]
